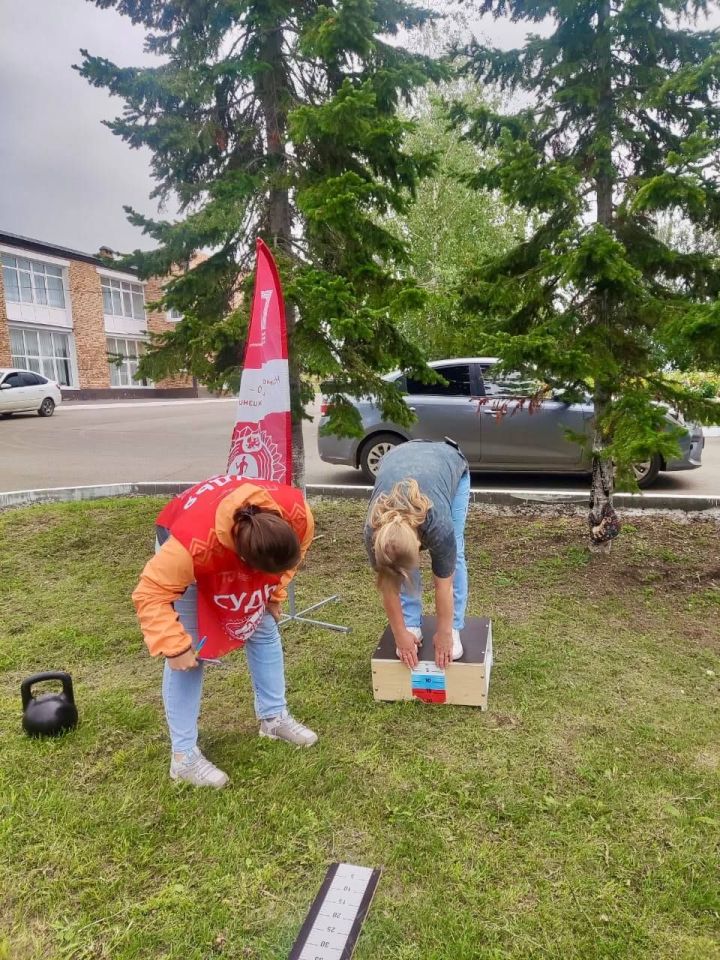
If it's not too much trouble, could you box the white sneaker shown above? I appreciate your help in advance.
[260,711,318,747]
[396,626,423,659]
[451,629,464,661]
[170,747,229,788]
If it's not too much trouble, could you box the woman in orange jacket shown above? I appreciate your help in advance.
[133,474,316,788]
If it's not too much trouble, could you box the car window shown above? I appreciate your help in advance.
[19,372,44,386]
[481,368,542,398]
[405,364,472,397]
[3,372,25,388]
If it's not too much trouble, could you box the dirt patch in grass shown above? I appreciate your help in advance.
[312,501,719,651]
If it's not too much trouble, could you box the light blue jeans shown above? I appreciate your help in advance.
[400,470,471,631]
[161,584,287,753]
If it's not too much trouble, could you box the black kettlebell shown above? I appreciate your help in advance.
[21,672,78,737]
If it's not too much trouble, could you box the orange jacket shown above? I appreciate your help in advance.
[132,483,314,657]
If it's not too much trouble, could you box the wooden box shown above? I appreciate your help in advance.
[371,616,493,709]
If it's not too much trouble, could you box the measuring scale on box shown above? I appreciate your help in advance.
[289,862,381,960]
[410,660,447,703]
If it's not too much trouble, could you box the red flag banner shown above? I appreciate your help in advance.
[227,239,292,483]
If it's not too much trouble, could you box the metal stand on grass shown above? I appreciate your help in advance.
[277,481,350,634]
[279,582,350,634]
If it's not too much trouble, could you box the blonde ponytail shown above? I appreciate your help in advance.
[369,480,432,591]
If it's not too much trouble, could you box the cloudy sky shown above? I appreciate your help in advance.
[0,0,158,254]
[0,1,716,257]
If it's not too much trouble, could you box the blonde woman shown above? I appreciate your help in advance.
[364,440,471,669]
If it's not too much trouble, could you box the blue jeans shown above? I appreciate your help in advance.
[161,583,287,753]
[400,470,471,631]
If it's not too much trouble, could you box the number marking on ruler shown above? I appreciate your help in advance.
[288,862,381,960]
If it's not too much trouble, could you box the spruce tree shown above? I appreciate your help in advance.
[78,0,444,482]
[455,0,720,547]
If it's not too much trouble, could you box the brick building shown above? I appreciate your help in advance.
[0,231,197,399]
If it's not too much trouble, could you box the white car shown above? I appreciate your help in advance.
[0,367,62,418]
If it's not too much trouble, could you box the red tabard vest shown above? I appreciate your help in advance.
[156,475,308,658]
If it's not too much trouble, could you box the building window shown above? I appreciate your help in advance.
[2,254,66,308]
[167,308,183,321]
[107,337,151,387]
[9,326,75,386]
[101,277,145,321]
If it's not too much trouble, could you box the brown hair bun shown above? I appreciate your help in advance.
[231,506,301,574]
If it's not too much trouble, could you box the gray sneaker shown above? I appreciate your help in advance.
[170,747,229,788]
[259,711,318,747]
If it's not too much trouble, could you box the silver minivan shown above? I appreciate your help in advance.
[317,358,705,488]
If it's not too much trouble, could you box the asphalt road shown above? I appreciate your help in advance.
[1,397,718,495]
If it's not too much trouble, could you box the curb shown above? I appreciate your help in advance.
[308,484,720,512]
[0,482,194,512]
[61,398,236,410]
[1,482,718,513]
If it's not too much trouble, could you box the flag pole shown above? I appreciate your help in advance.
[281,337,349,632]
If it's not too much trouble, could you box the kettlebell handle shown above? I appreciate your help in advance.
[21,672,75,711]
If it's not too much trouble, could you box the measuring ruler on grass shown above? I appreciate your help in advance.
[288,862,381,960]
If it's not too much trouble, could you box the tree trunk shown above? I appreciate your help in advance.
[590,0,619,551]
[254,21,305,486]
[589,386,617,553]
[596,0,613,235]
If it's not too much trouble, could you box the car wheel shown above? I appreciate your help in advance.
[38,398,56,417]
[633,453,662,489]
[359,433,404,483]
[0,412,13,419]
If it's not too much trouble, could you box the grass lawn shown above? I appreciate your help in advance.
[0,497,719,960]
